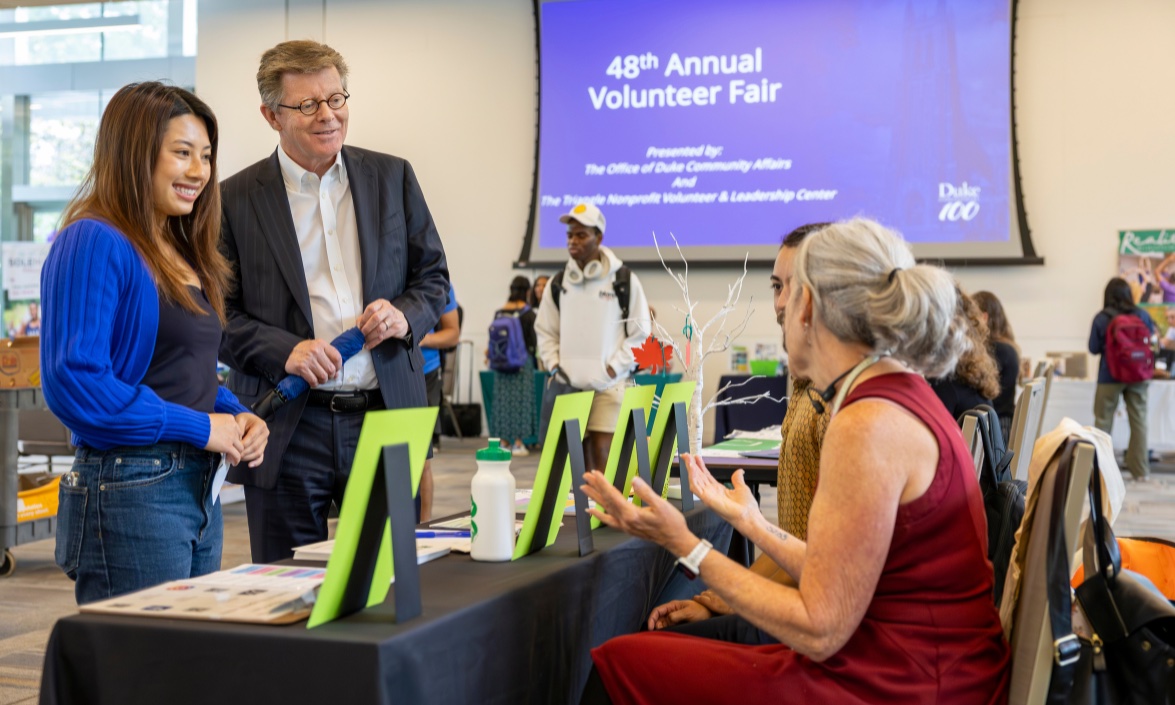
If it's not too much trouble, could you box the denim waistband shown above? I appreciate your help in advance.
[75,442,216,462]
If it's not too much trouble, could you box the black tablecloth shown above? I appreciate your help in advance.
[39,508,730,705]
[711,375,789,444]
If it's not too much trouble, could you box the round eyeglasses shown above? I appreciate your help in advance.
[277,92,350,116]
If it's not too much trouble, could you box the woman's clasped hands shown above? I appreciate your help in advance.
[205,412,269,467]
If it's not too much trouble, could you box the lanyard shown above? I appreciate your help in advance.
[829,354,884,416]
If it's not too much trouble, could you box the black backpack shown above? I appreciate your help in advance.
[550,265,632,336]
[959,404,1027,607]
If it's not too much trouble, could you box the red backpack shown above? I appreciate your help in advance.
[1105,312,1154,383]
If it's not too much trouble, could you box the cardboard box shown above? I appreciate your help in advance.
[1044,351,1089,379]
[0,336,40,389]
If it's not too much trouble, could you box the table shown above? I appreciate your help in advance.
[711,375,789,444]
[1041,378,1175,451]
[40,507,731,705]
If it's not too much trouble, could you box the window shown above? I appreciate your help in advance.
[6,1,182,66]
[0,1,198,315]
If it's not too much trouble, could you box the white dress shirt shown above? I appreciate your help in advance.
[277,147,375,391]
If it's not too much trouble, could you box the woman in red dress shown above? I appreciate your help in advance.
[580,218,1010,705]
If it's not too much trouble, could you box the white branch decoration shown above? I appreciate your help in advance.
[650,233,784,451]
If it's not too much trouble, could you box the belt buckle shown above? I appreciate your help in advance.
[329,392,367,413]
[329,394,352,413]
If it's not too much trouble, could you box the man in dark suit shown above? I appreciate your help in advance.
[219,40,449,562]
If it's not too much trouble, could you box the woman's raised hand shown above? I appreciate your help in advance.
[683,453,763,532]
[580,471,696,557]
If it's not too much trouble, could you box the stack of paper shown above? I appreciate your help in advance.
[703,437,781,458]
[292,539,452,566]
[80,564,327,624]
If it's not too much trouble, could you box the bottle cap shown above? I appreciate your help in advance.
[476,437,512,461]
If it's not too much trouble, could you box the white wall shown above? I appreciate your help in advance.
[197,0,1175,440]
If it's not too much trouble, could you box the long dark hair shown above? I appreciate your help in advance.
[952,289,1001,400]
[509,275,530,303]
[1104,278,1137,316]
[972,291,1016,347]
[61,82,230,324]
[530,275,549,307]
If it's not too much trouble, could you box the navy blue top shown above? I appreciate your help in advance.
[991,341,1020,420]
[928,377,993,420]
[140,285,220,413]
[1088,308,1157,383]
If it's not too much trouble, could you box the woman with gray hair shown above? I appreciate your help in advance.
[579,218,1009,704]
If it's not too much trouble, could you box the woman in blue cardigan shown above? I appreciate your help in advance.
[41,82,269,604]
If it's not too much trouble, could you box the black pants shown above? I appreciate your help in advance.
[242,399,424,563]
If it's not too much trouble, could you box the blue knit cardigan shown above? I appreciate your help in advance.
[40,218,249,450]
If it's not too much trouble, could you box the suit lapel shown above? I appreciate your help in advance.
[343,146,380,305]
[252,150,314,332]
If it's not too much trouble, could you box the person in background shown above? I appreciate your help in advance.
[530,274,550,371]
[928,288,1001,418]
[41,82,268,604]
[1156,306,1175,374]
[19,302,41,337]
[535,203,650,472]
[490,276,538,455]
[1154,253,1175,303]
[1089,278,1156,480]
[972,290,1020,435]
[418,284,459,520]
[531,275,550,309]
[645,223,830,641]
[218,40,449,562]
[579,218,1007,704]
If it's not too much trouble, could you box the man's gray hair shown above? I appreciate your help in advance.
[257,40,349,111]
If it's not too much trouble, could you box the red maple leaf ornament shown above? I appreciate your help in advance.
[633,335,673,375]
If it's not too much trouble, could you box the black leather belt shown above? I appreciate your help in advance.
[305,389,384,413]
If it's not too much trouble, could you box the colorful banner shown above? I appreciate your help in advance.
[1117,229,1175,347]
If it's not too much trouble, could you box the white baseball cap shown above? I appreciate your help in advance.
[559,202,606,234]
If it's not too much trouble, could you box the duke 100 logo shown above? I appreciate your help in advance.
[938,182,981,222]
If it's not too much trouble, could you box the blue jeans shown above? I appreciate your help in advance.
[55,442,223,605]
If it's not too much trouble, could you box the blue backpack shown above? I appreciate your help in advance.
[488,307,529,372]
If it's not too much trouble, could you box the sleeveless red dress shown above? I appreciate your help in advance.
[591,373,1010,704]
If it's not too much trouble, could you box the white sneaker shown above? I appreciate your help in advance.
[512,444,530,457]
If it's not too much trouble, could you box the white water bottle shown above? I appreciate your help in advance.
[470,438,516,562]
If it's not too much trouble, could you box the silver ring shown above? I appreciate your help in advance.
[383,320,390,331]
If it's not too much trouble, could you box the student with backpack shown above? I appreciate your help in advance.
[1088,277,1157,480]
[535,203,651,472]
[488,276,539,454]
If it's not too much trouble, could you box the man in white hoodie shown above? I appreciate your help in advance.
[535,202,651,471]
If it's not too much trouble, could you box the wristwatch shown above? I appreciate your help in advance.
[674,539,713,580]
